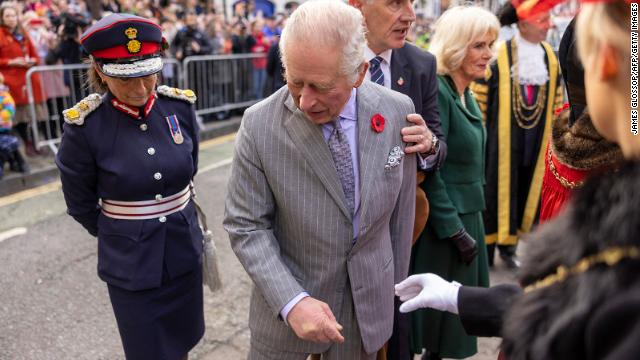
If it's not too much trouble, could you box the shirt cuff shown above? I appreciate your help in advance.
[417,149,439,171]
[280,291,310,326]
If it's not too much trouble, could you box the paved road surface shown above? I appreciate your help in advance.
[0,134,515,359]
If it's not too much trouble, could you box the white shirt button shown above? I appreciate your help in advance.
[140,124,148,131]
[154,172,162,180]
[159,216,167,223]
[147,147,155,155]
[155,194,163,201]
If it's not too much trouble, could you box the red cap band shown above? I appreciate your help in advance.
[92,42,160,60]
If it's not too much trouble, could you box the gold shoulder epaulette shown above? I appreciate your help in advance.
[63,93,103,125]
[157,85,197,104]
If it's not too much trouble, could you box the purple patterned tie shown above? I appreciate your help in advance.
[327,118,355,216]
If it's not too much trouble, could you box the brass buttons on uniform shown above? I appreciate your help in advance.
[140,123,148,131]
[159,216,167,223]
[147,147,156,155]
[154,172,162,180]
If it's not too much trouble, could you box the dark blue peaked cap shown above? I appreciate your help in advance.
[80,13,164,77]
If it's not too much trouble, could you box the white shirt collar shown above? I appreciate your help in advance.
[365,47,393,65]
[365,47,393,88]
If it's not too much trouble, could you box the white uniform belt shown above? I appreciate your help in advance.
[101,186,191,220]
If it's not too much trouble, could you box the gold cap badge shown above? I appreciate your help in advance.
[124,27,141,54]
[125,27,138,39]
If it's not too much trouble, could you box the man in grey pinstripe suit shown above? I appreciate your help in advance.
[224,1,416,359]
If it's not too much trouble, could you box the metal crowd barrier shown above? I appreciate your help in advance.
[25,58,182,153]
[182,53,268,118]
[26,54,268,153]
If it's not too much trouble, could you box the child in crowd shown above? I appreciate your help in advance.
[0,72,29,179]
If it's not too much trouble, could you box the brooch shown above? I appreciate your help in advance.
[385,145,404,170]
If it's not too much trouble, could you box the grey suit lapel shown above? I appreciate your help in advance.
[356,82,387,228]
[283,94,352,220]
[390,49,412,94]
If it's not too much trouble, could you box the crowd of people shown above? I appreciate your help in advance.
[2,0,636,359]
[0,0,297,179]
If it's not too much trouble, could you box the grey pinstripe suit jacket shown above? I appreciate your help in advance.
[224,80,416,354]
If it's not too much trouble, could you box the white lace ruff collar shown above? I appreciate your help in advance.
[511,31,549,86]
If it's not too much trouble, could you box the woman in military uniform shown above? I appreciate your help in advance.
[56,14,203,360]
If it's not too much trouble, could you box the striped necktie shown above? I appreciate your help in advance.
[369,56,385,86]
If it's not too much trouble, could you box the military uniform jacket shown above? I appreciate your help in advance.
[56,91,202,291]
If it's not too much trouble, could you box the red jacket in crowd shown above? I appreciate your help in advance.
[0,26,45,105]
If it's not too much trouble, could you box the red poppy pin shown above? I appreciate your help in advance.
[371,113,385,133]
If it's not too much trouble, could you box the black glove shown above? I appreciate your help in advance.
[448,229,478,265]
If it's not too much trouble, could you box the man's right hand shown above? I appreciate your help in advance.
[287,297,345,344]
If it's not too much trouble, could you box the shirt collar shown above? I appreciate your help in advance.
[338,88,357,121]
[365,47,393,65]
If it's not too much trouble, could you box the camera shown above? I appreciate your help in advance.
[63,13,90,37]
[51,12,90,39]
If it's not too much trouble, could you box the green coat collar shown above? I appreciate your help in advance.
[437,75,483,123]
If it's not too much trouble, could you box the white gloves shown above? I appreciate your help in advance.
[394,273,461,314]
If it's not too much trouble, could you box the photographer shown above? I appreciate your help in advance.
[171,10,212,61]
[46,11,89,101]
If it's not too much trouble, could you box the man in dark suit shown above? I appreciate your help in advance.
[350,0,446,169]
[349,1,446,358]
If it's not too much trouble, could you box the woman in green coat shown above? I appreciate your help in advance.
[409,6,500,359]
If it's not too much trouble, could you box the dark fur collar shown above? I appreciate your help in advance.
[551,110,623,170]
[502,161,640,360]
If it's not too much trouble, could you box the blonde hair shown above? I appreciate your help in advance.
[429,5,500,75]
[280,0,367,83]
[576,1,630,76]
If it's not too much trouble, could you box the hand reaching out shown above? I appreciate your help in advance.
[395,273,461,314]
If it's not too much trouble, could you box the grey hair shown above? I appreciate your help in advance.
[429,5,500,75]
[279,0,367,83]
